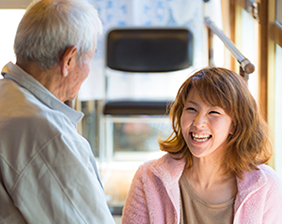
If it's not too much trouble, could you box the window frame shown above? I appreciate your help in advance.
[224,0,282,168]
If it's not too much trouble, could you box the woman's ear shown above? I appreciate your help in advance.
[229,123,235,135]
[61,46,78,77]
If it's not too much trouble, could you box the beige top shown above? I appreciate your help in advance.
[179,172,235,224]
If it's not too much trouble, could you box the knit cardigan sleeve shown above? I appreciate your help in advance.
[261,165,282,223]
[234,164,282,224]
[122,156,182,224]
[122,165,150,224]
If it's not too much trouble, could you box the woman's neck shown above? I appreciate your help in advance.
[185,154,237,204]
[188,156,226,189]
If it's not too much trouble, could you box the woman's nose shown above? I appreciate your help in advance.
[193,113,207,128]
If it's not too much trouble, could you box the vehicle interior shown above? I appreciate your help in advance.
[0,0,281,223]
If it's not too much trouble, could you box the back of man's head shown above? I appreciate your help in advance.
[14,0,102,69]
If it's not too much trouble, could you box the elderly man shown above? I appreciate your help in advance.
[0,0,115,223]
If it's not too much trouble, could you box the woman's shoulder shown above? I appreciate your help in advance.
[136,153,169,174]
[238,164,282,195]
[138,153,184,171]
[134,153,186,186]
[258,164,282,186]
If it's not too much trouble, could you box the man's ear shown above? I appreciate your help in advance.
[61,46,78,77]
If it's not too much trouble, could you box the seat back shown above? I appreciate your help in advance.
[106,28,194,72]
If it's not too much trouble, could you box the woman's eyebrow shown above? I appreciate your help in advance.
[186,100,198,106]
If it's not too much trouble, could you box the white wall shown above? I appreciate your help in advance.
[0,0,32,9]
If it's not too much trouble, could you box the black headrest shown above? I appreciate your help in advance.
[106,28,193,72]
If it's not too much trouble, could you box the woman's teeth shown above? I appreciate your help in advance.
[191,133,211,142]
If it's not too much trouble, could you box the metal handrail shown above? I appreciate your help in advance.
[204,17,255,76]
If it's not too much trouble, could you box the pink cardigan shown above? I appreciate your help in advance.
[122,153,282,224]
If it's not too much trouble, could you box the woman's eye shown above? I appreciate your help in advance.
[186,107,196,112]
[209,111,220,114]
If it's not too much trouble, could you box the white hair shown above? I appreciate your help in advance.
[14,0,102,69]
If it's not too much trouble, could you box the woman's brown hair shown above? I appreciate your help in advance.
[158,67,272,179]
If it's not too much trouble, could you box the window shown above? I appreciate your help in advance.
[240,9,259,101]
[267,0,282,171]
[277,0,282,26]
[0,10,25,73]
[274,44,282,178]
[229,0,282,171]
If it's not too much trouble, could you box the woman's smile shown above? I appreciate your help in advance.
[181,88,234,159]
[190,132,212,143]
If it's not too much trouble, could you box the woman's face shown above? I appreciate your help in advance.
[181,88,234,159]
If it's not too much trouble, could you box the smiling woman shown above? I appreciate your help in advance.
[122,67,282,224]
[181,88,234,160]
[159,67,272,178]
